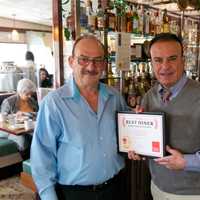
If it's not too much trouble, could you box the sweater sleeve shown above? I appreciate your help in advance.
[1,99,11,114]
[184,151,200,172]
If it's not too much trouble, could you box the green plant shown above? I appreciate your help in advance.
[113,0,128,16]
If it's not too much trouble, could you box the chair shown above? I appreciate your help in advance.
[0,138,23,179]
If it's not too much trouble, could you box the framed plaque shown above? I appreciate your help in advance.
[116,111,166,158]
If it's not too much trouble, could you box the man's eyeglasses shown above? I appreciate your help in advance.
[75,56,106,67]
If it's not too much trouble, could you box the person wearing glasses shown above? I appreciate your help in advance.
[31,35,128,200]
[128,33,200,200]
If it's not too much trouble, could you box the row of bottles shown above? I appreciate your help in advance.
[106,60,155,108]
[62,1,200,109]
[183,18,199,76]
[78,0,181,36]
[64,1,197,41]
[125,62,153,108]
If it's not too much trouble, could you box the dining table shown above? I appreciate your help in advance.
[0,121,34,136]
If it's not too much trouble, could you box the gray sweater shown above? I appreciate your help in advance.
[1,94,38,114]
[142,79,200,195]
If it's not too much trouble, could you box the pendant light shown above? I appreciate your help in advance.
[11,14,19,41]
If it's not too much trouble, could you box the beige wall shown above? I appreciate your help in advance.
[0,17,51,32]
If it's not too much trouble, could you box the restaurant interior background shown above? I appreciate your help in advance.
[0,0,55,91]
[0,0,199,199]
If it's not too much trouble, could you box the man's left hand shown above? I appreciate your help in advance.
[154,145,186,170]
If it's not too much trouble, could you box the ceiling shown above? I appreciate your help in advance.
[0,0,199,26]
[0,0,52,25]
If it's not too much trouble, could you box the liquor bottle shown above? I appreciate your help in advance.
[126,5,133,33]
[96,0,105,30]
[122,71,130,100]
[138,5,144,35]
[138,81,146,97]
[80,1,88,32]
[86,0,96,32]
[132,5,139,34]
[170,19,179,35]
[150,11,156,35]
[127,78,138,108]
[120,14,127,32]
[162,9,170,33]
[134,76,142,106]
[144,63,152,88]
[107,62,115,86]
[107,7,116,32]
[144,10,150,35]
[155,11,161,34]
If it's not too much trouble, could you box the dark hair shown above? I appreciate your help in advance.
[149,33,183,56]
[71,34,105,57]
[25,51,35,61]
[39,68,49,77]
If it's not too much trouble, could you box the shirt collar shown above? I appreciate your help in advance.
[158,73,188,98]
[58,75,115,100]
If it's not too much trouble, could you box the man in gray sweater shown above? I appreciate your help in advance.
[128,33,200,200]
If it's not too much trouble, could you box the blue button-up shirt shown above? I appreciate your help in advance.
[31,77,128,200]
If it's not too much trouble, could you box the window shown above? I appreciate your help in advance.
[0,43,27,66]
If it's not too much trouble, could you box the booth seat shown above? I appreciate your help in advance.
[21,159,37,192]
[0,138,23,179]
[0,92,15,106]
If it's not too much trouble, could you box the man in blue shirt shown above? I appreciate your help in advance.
[31,35,128,200]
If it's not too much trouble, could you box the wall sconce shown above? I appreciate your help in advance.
[11,14,19,41]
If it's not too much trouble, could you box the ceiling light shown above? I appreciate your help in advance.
[11,14,19,41]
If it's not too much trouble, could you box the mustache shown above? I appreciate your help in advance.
[159,70,174,75]
[82,70,99,75]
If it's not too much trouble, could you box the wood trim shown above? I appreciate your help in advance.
[74,0,80,39]
[0,27,51,33]
[20,172,37,193]
[52,0,64,88]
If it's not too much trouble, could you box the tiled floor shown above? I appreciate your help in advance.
[0,175,36,200]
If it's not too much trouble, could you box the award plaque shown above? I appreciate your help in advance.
[116,111,166,158]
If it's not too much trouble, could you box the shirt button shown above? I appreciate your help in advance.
[100,137,103,141]
[104,153,106,157]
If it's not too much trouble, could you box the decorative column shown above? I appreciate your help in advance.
[52,0,64,87]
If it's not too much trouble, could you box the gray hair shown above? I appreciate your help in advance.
[17,78,36,95]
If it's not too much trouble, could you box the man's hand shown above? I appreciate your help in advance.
[134,105,144,113]
[128,151,142,160]
[154,145,186,170]
[128,151,146,161]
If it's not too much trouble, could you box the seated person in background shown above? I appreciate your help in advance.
[1,78,38,118]
[39,68,52,88]
[0,78,38,153]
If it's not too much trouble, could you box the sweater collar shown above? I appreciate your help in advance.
[158,74,188,99]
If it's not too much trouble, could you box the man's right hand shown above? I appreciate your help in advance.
[135,105,144,113]
[128,151,142,160]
